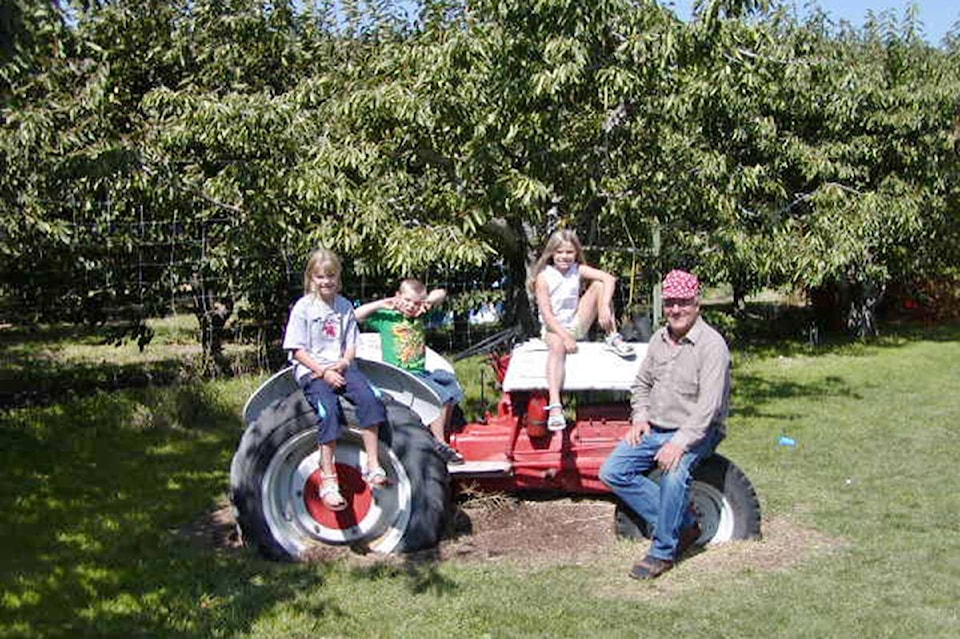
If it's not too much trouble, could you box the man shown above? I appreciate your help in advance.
[599,269,731,579]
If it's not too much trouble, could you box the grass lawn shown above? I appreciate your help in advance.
[1,320,958,638]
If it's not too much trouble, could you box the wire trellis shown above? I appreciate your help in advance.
[5,197,656,360]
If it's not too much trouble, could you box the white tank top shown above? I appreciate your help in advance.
[539,264,580,329]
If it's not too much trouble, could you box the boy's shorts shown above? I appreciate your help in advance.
[415,368,464,405]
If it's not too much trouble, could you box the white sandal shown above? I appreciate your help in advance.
[362,466,389,489]
[545,403,566,431]
[319,473,347,511]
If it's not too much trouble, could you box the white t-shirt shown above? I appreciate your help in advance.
[282,294,359,382]
[538,264,580,329]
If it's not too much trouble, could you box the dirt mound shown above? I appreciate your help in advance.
[196,494,842,583]
[441,496,616,566]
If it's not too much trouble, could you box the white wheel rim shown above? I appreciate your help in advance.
[691,480,735,544]
[261,429,411,557]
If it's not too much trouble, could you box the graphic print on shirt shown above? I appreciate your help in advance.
[391,321,425,366]
[322,316,339,339]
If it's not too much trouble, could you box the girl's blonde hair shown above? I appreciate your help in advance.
[527,229,585,292]
[303,248,343,295]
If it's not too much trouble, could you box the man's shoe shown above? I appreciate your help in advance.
[435,441,465,465]
[629,555,674,580]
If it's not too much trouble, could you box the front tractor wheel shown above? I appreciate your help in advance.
[614,454,761,545]
[230,393,449,560]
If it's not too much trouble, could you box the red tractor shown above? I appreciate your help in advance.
[230,335,761,560]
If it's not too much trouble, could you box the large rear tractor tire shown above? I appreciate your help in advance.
[230,392,449,561]
[614,454,761,545]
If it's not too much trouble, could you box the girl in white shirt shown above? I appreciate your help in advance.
[530,230,634,430]
[282,248,388,511]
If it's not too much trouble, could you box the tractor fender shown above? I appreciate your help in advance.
[242,359,444,431]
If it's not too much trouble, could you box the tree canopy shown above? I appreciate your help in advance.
[2,0,958,361]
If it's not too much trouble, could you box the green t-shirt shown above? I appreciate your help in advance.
[364,309,426,373]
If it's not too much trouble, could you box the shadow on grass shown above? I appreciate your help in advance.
[347,551,460,598]
[0,323,186,410]
[732,373,858,421]
[0,357,185,409]
[0,380,333,638]
[0,323,267,410]
[704,303,960,359]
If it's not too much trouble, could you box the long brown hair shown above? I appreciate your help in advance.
[527,229,585,292]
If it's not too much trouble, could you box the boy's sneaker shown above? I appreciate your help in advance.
[435,441,465,465]
[604,332,635,358]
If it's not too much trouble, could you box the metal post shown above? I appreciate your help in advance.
[651,220,661,329]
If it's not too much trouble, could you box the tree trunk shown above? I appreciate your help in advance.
[192,277,234,377]
[482,217,538,337]
[809,278,884,339]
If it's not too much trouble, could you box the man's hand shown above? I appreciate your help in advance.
[624,421,650,446]
[562,333,578,354]
[655,441,685,472]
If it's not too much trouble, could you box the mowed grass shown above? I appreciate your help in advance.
[1,321,959,638]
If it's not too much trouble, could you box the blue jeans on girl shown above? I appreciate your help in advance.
[299,367,386,445]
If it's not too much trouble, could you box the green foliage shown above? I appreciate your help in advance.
[2,0,959,357]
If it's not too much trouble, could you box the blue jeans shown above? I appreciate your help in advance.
[299,367,386,445]
[599,426,723,561]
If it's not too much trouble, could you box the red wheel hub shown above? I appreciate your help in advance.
[303,464,374,529]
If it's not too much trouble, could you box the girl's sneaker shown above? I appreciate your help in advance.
[604,332,635,358]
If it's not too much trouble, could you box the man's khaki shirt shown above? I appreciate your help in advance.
[631,315,731,450]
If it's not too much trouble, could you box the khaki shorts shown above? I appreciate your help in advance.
[541,315,588,341]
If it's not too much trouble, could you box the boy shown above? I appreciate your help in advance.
[355,279,465,464]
